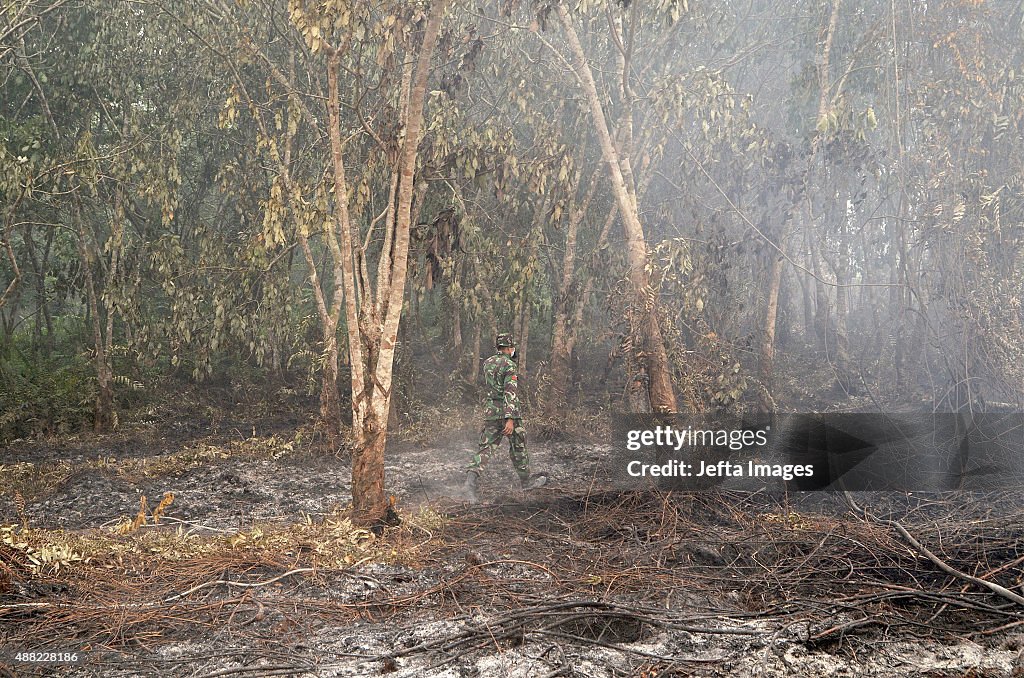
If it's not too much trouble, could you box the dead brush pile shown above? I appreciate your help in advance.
[415,489,1024,663]
[1,489,1022,671]
[0,506,445,648]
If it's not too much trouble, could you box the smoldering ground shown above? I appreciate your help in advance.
[3,410,1024,677]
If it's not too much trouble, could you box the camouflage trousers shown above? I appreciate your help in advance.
[467,419,529,479]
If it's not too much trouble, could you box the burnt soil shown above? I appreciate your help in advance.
[2,387,1024,677]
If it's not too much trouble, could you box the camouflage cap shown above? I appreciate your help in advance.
[495,332,517,348]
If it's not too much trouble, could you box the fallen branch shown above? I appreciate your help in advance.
[844,491,1024,608]
[163,567,315,603]
[196,665,313,678]
[887,519,1024,607]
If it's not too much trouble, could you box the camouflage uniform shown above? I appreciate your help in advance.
[461,333,545,502]
[466,347,530,480]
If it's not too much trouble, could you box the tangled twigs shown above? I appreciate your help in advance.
[888,519,1024,607]
[380,599,760,664]
[6,487,1024,669]
[809,616,877,642]
[844,490,1024,608]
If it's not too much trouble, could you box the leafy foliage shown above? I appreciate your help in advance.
[2,0,1023,441]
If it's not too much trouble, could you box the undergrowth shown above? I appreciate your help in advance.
[0,432,305,501]
[1,504,446,579]
[530,404,612,442]
[0,349,95,442]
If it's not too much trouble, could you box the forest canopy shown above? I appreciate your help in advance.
[2,0,1023,517]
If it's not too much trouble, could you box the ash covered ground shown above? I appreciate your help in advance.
[2,393,1024,677]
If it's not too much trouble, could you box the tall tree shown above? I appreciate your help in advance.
[555,1,678,414]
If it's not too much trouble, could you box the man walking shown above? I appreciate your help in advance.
[461,333,547,503]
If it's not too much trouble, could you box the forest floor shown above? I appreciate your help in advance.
[2,385,1024,677]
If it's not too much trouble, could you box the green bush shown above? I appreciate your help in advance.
[0,348,96,443]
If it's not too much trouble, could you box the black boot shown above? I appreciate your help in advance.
[519,472,547,491]
[462,471,480,504]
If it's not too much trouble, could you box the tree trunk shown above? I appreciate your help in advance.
[800,262,814,342]
[513,197,546,380]
[467,317,481,384]
[71,194,115,431]
[351,417,387,521]
[548,308,573,411]
[833,259,855,394]
[26,64,117,428]
[334,0,448,524]
[759,226,789,412]
[892,202,910,396]
[0,187,25,316]
[22,224,55,357]
[282,131,344,448]
[548,171,598,411]
[556,2,677,414]
[319,332,343,442]
[452,304,462,356]
[518,292,530,379]
[811,238,830,352]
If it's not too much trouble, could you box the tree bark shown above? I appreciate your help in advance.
[800,229,814,341]
[452,303,462,356]
[325,45,369,497]
[468,317,481,384]
[71,193,115,431]
[346,0,448,524]
[515,201,545,381]
[758,223,790,412]
[0,189,25,315]
[22,223,54,357]
[547,171,598,411]
[518,291,530,379]
[548,220,578,410]
[833,256,855,394]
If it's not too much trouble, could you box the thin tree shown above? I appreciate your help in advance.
[555,1,678,414]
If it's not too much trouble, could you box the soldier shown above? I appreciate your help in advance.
[461,333,547,503]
